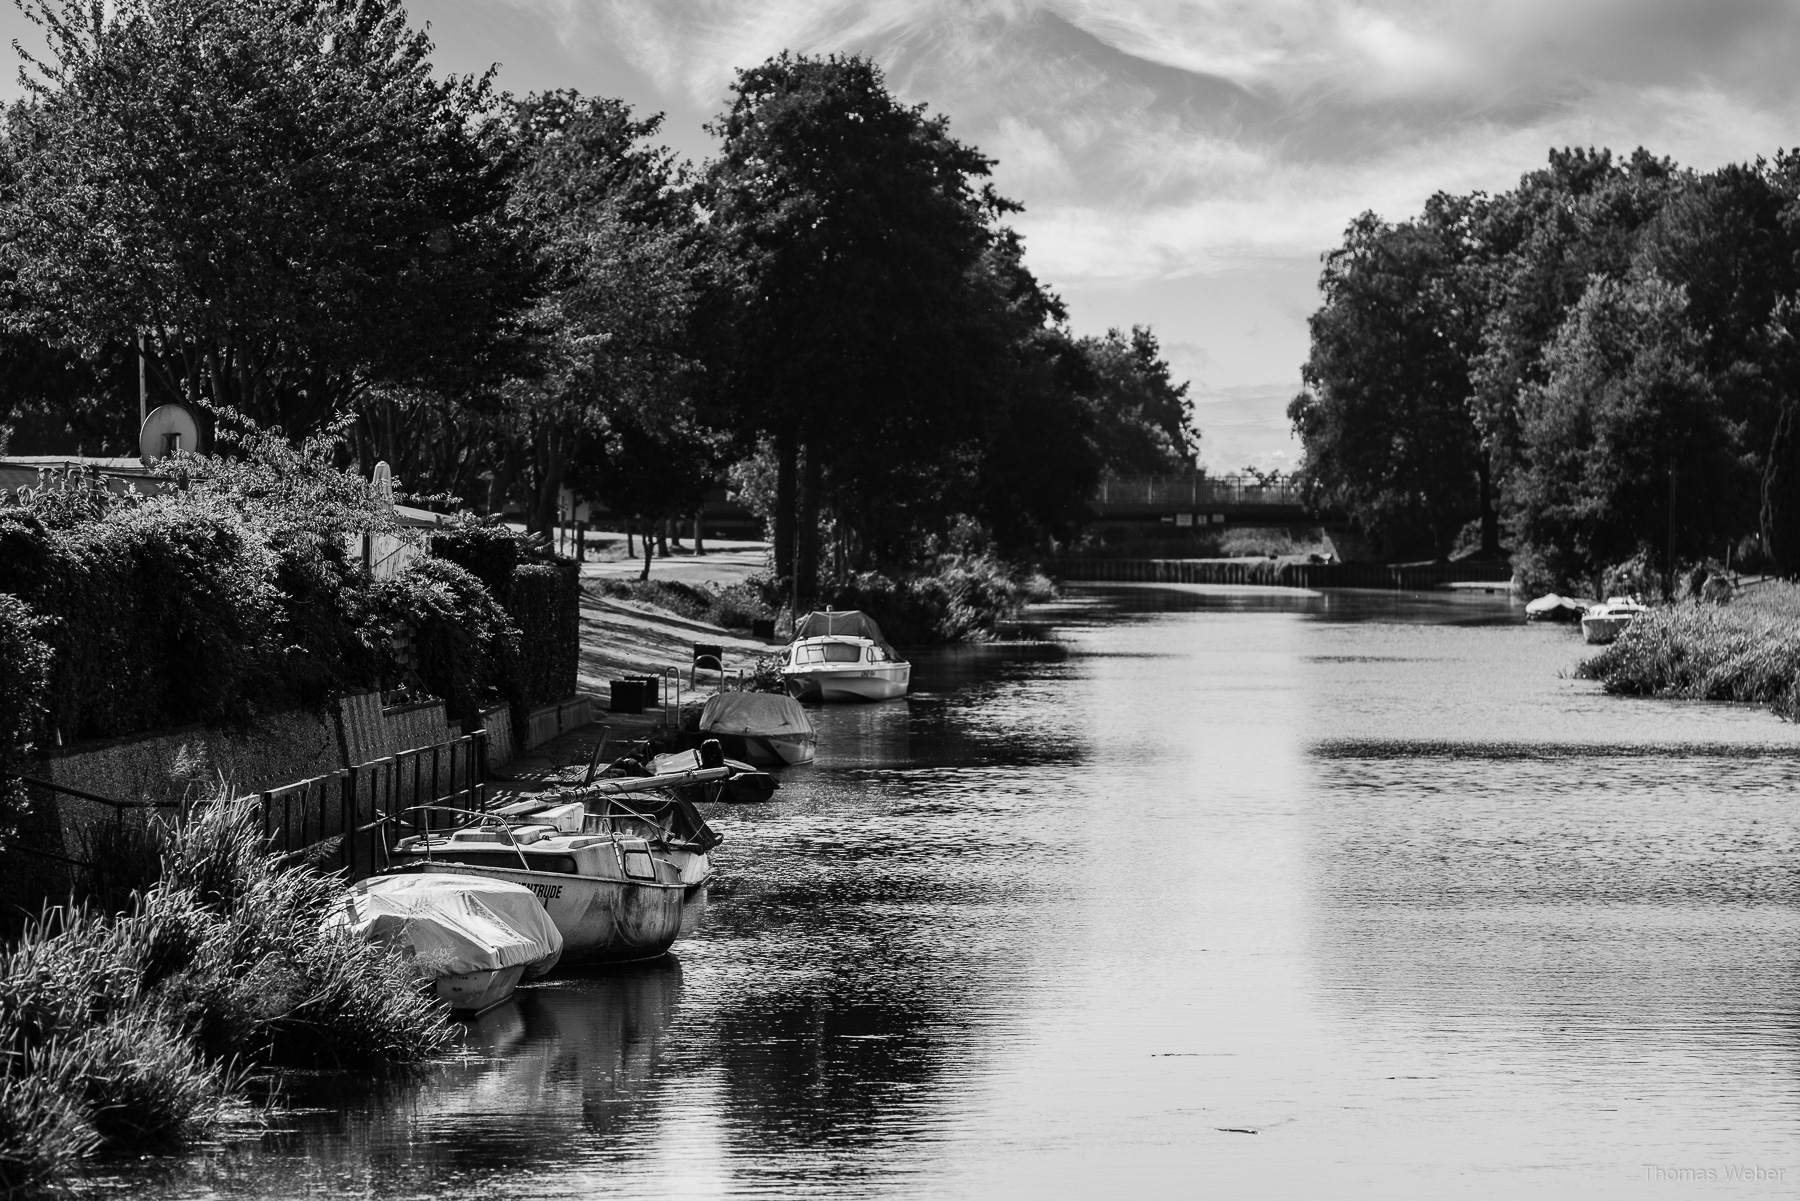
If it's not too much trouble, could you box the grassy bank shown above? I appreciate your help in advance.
[1576,582,1800,718]
[590,578,771,631]
[0,797,451,1192]
[593,552,1053,646]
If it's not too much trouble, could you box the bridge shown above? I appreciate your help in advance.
[1091,473,1327,530]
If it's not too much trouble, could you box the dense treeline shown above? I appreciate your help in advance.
[0,0,1196,606]
[1290,147,1800,592]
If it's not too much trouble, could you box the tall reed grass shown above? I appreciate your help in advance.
[0,794,454,1191]
[1576,582,1800,718]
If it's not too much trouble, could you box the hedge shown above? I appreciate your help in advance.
[0,594,52,835]
[428,520,519,608]
[508,560,579,708]
[374,558,517,730]
[0,470,580,769]
[0,497,283,744]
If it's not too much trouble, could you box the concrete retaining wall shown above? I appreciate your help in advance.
[522,696,595,751]
[41,693,457,807]
[43,709,343,805]
[479,705,515,767]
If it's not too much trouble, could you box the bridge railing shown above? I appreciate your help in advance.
[1095,473,1303,509]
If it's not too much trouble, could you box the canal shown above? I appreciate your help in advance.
[114,586,1800,1198]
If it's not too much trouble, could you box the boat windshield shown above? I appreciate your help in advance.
[798,642,863,664]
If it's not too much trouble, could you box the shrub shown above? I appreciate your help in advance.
[0,794,455,1185]
[592,578,772,630]
[0,596,52,838]
[429,518,521,608]
[509,560,579,707]
[824,552,1050,644]
[1576,583,1800,717]
[374,558,518,731]
[0,492,286,743]
[266,528,385,706]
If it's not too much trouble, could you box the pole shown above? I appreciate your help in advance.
[137,331,147,427]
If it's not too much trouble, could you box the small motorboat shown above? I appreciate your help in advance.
[696,692,817,765]
[328,873,563,1014]
[1525,593,1591,623]
[1581,596,1648,645]
[781,610,910,702]
[384,770,729,964]
[651,747,779,803]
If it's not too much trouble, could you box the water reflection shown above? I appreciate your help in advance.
[99,584,1800,1200]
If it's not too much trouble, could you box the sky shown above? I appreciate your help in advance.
[9,1,1800,471]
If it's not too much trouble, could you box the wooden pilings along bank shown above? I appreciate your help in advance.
[1053,558,1516,591]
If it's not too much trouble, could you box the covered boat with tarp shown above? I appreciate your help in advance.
[780,610,911,702]
[329,873,563,1013]
[697,692,818,764]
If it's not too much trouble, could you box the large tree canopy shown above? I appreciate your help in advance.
[1078,325,1196,475]
[495,92,705,535]
[1290,197,1490,560]
[705,52,1018,598]
[1294,145,1800,586]
[1507,274,1735,592]
[0,0,528,436]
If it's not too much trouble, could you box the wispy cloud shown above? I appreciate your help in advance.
[510,0,1800,291]
[464,0,1800,436]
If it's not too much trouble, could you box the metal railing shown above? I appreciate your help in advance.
[9,731,490,886]
[260,732,490,880]
[1094,473,1304,509]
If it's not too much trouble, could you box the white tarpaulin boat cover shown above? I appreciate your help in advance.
[794,610,898,656]
[329,873,563,978]
[699,692,816,738]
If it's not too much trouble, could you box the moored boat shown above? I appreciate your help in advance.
[1580,596,1648,645]
[387,805,699,965]
[781,610,910,702]
[1525,593,1591,623]
[329,872,563,1013]
[696,692,818,765]
[650,747,779,803]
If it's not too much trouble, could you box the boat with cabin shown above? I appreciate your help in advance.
[780,610,910,702]
[1580,596,1648,645]
[384,763,730,964]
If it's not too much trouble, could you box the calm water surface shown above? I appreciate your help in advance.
[114,587,1800,1199]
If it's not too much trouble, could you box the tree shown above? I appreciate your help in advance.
[570,409,721,580]
[957,230,1102,554]
[705,53,1009,600]
[1468,148,1680,486]
[0,0,528,437]
[1507,274,1735,593]
[1635,160,1800,550]
[496,92,704,535]
[1290,197,1490,560]
[1078,325,1196,474]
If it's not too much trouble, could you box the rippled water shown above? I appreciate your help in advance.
[109,586,1800,1199]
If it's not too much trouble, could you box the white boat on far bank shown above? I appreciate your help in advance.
[1581,596,1648,645]
[781,610,911,702]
